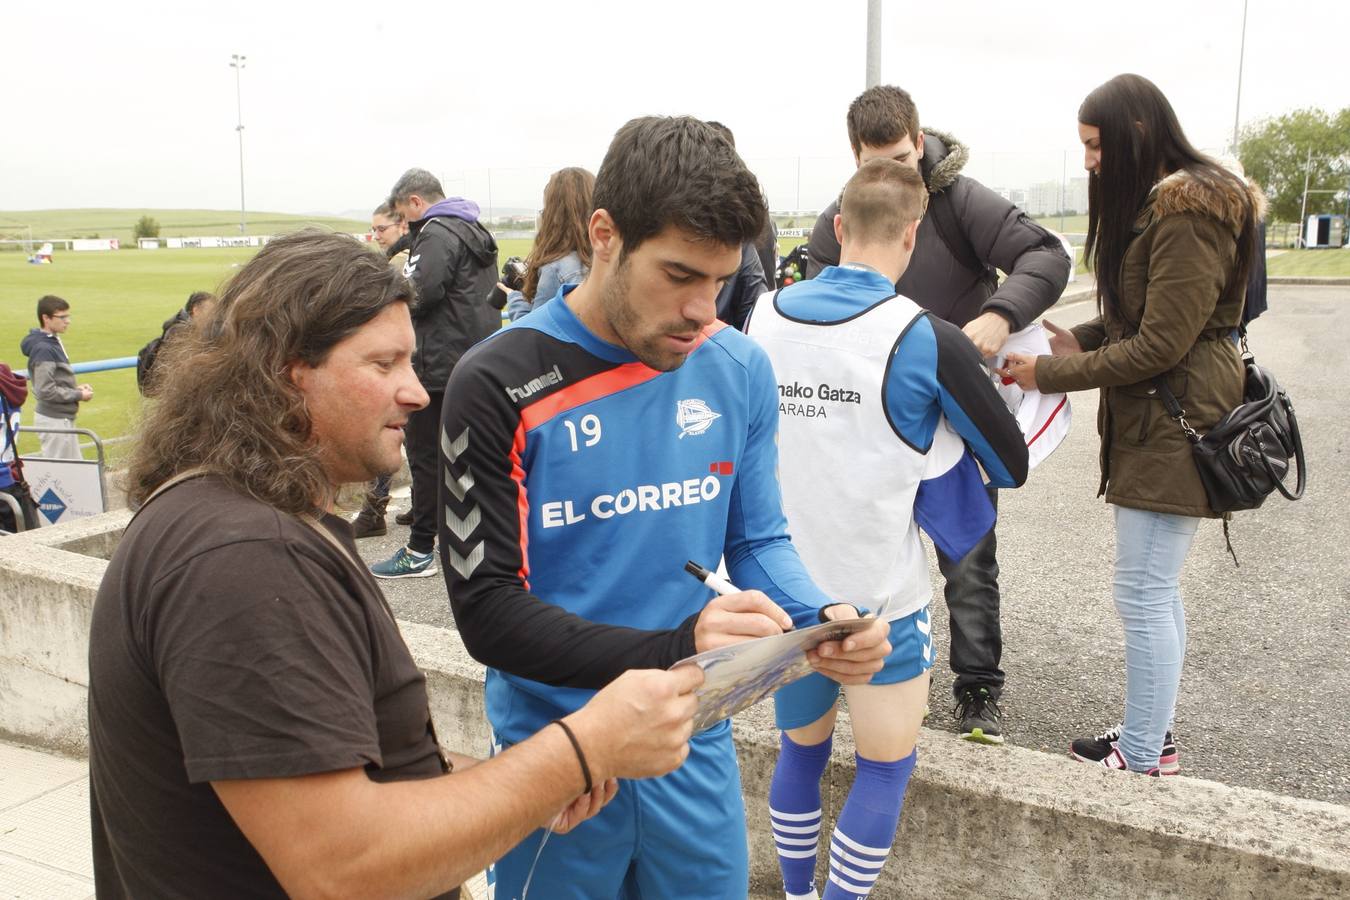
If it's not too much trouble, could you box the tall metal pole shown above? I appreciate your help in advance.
[1232,0,1249,154]
[1297,147,1313,248]
[230,54,247,235]
[1343,173,1350,246]
[865,0,882,88]
[1060,151,1067,232]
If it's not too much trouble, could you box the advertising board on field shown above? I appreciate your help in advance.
[166,235,270,249]
[72,238,120,252]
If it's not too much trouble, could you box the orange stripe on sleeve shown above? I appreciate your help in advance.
[520,363,662,431]
[518,325,726,431]
[509,419,531,590]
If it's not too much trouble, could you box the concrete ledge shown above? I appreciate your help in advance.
[0,513,128,755]
[7,508,133,559]
[404,621,1350,898]
[1056,285,1096,306]
[1267,276,1350,285]
[3,514,1348,897]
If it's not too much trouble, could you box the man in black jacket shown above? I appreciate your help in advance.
[706,121,775,331]
[807,86,1071,745]
[371,169,499,579]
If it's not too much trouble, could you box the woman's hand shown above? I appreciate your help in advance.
[1043,319,1082,357]
[998,352,1041,391]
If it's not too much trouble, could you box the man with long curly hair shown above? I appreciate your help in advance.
[87,230,706,900]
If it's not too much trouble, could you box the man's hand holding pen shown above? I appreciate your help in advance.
[686,561,889,684]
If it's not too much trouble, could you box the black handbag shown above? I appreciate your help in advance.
[1152,335,1306,523]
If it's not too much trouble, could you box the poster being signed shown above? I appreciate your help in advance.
[672,617,875,732]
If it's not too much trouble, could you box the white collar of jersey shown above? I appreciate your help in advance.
[840,262,883,276]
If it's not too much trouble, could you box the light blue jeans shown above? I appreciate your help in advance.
[1113,505,1201,771]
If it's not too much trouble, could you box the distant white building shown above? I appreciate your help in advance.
[992,187,1029,210]
[1024,178,1089,217]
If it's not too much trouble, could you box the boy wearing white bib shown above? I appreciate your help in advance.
[746,160,1029,900]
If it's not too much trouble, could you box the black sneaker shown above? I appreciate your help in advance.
[1069,725,1179,775]
[352,495,389,539]
[395,509,414,526]
[954,686,1004,745]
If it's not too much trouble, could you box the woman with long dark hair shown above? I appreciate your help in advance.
[505,167,595,321]
[1001,74,1263,774]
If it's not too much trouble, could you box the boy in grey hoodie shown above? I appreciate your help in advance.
[20,295,93,459]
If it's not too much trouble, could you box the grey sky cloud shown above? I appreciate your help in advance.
[2,0,1345,217]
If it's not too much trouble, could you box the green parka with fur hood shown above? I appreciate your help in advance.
[1035,169,1265,518]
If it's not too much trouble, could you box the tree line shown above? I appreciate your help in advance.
[1239,107,1350,224]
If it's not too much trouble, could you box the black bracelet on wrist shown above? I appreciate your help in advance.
[551,718,593,795]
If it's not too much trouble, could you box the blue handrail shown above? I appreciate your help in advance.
[72,357,138,374]
[15,357,137,379]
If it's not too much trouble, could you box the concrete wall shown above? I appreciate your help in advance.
[0,511,130,756]
[3,511,1348,898]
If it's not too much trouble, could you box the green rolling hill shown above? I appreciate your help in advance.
[0,209,369,244]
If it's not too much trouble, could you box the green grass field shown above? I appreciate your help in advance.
[2,247,260,457]
[1266,249,1350,276]
[1,234,538,458]
[0,209,369,245]
[1034,214,1089,234]
[20,224,1322,460]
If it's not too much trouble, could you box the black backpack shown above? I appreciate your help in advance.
[776,244,811,289]
[136,311,189,395]
[136,338,162,394]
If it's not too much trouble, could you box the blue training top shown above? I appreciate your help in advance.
[439,286,834,743]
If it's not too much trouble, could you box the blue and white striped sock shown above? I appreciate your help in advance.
[769,731,833,899]
[821,750,916,899]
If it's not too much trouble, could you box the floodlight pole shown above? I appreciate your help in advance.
[865,0,881,88]
[1297,147,1312,248]
[230,54,247,235]
[1060,151,1067,233]
[1231,0,1248,154]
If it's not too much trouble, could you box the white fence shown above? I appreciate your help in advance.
[0,239,74,251]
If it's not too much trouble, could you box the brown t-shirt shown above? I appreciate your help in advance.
[88,476,455,899]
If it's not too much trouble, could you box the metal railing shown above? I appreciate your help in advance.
[3,427,108,533]
[0,491,26,533]
[14,357,137,379]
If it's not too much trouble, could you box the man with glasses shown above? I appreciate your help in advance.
[371,202,411,271]
[351,203,414,538]
[20,295,93,459]
[370,169,499,578]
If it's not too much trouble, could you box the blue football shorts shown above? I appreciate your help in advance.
[487,719,749,899]
[773,604,934,731]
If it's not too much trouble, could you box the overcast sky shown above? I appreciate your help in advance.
[3,0,1347,218]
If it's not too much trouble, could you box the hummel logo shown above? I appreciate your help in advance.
[447,541,485,579]
[441,426,469,463]
[677,399,721,439]
[505,364,564,403]
[403,254,418,278]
